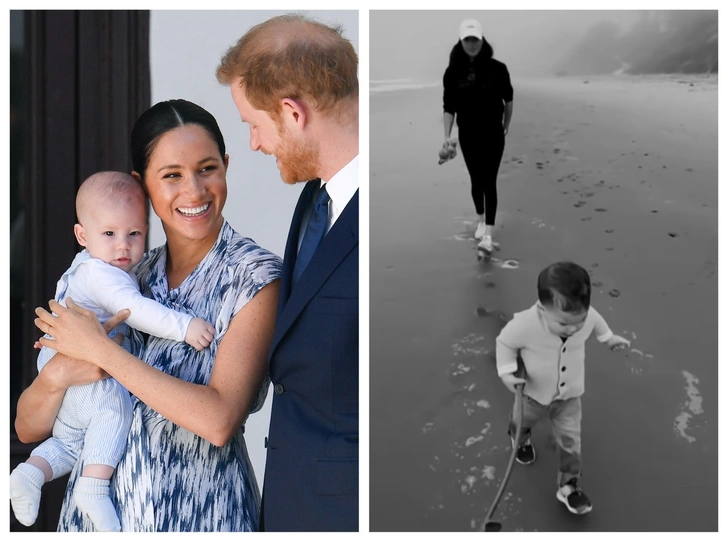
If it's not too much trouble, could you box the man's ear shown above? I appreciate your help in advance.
[74,224,87,247]
[280,97,307,131]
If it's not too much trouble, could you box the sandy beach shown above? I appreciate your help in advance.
[369,74,718,532]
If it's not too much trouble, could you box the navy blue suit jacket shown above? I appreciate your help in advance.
[261,179,359,531]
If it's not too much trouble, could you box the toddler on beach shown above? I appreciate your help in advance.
[495,261,630,515]
[10,171,215,531]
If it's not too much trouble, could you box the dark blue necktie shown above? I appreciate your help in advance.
[292,183,329,286]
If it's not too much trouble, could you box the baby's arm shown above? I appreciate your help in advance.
[86,263,215,350]
[591,306,630,351]
[495,320,526,393]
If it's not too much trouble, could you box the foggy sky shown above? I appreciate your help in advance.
[370,10,640,81]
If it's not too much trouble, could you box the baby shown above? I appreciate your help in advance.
[496,261,630,515]
[10,171,215,531]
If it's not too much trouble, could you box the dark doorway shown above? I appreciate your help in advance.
[9,10,150,531]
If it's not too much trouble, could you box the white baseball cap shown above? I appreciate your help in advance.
[459,19,483,41]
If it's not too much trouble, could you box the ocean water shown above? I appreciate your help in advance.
[370,78,440,94]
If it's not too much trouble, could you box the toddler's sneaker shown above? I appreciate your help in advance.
[474,222,486,240]
[477,235,493,253]
[510,436,536,465]
[556,478,593,515]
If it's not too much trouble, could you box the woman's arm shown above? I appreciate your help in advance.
[443,112,455,141]
[15,355,107,443]
[443,65,456,142]
[503,101,513,135]
[36,281,280,447]
[15,309,128,443]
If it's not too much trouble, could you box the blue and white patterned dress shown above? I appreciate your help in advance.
[57,221,282,532]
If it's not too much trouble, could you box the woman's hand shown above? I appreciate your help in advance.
[35,298,130,365]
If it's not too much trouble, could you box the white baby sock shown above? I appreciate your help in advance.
[9,463,45,526]
[73,476,121,532]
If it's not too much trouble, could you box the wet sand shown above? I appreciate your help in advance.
[369,75,718,532]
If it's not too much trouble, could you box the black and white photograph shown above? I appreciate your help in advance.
[370,10,718,532]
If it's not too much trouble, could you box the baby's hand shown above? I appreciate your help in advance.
[500,373,526,394]
[607,334,631,352]
[185,318,215,351]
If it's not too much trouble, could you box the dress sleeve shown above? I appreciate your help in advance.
[495,317,522,376]
[590,306,614,342]
[501,63,514,103]
[82,261,192,342]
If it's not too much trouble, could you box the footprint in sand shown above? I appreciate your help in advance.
[451,362,473,376]
[452,333,491,357]
[674,370,705,444]
[491,258,520,270]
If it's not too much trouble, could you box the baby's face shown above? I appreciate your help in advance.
[78,198,147,273]
[539,304,588,339]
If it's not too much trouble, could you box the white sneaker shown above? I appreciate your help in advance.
[478,235,493,253]
[474,222,486,240]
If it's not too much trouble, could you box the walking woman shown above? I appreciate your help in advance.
[443,18,513,253]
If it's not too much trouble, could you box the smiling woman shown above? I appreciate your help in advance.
[15,98,283,531]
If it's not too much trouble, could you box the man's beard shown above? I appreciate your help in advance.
[276,127,321,185]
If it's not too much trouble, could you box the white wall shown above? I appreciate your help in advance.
[149,10,359,487]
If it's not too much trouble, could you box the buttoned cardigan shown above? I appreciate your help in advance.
[496,302,613,404]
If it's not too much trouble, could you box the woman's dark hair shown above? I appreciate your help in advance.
[537,261,591,314]
[447,37,494,72]
[131,99,226,180]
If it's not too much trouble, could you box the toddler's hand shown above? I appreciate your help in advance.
[500,373,526,394]
[607,334,631,352]
[185,318,215,351]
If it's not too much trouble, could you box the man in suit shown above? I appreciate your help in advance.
[216,14,359,532]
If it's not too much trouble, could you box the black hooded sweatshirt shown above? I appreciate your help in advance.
[443,39,513,131]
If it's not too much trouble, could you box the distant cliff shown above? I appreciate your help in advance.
[553,10,718,75]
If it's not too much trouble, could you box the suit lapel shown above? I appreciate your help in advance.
[276,180,315,317]
[271,189,359,355]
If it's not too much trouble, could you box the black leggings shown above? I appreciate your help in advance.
[458,125,505,225]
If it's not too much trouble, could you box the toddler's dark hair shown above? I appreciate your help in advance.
[537,261,591,313]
